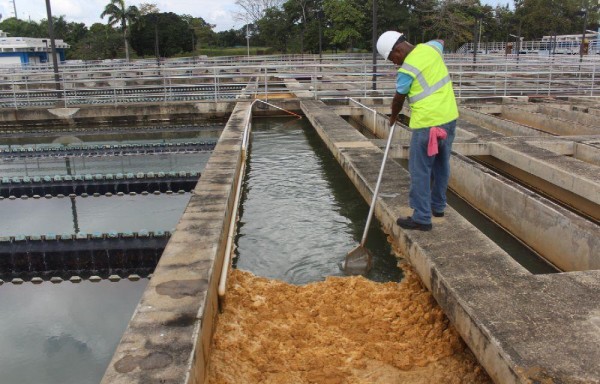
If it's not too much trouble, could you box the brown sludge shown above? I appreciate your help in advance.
[208,266,491,384]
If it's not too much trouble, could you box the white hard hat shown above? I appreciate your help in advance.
[377,31,404,60]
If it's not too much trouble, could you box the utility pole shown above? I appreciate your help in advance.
[517,21,522,63]
[154,21,160,66]
[12,0,17,19]
[246,24,250,58]
[473,19,479,63]
[580,4,589,62]
[372,0,378,91]
[318,11,323,60]
[45,0,61,98]
[155,31,161,65]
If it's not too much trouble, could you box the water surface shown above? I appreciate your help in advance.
[0,194,189,236]
[234,118,402,285]
[0,279,147,384]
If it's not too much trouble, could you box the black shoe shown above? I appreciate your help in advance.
[432,211,444,217]
[396,216,432,231]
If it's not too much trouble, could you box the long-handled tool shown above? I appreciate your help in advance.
[343,122,397,275]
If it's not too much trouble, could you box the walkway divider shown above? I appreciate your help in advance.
[0,171,199,198]
[100,101,252,384]
[301,99,600,384]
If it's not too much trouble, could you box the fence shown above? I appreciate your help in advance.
[0,54,598,109]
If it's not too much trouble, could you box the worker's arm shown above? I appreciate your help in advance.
[389,92,406,126]
[391,71,412,125]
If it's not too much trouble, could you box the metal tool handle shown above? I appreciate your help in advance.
[360,122,396,246]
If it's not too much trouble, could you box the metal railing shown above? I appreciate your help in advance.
[0,54,598,109]
[458,39,600,55]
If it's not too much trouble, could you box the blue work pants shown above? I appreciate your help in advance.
[408,120,457,225]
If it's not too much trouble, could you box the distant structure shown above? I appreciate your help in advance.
[0,30,69,65]
[457,32,600,55]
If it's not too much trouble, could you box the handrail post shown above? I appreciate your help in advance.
[504,61,508,96]
[62,73,67,108]
[548,60,553,96]
[213,67,218,104]
[591,61,596,96]
[264,67,268,102]
[12,74,17,110]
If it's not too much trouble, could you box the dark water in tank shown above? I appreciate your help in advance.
[0,124,204,384]
[0,279,147,384]
[0,194,190,237]
[234,117,402,285]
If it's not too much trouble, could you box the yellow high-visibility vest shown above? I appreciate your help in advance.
[398,43,459,129]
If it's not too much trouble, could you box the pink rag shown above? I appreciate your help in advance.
[427,126,448,157]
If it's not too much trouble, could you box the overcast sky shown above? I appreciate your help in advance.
[0,0,512,33]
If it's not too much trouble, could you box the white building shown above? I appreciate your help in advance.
[0,30,69,65]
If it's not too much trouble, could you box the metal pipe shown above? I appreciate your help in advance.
[217,99,300,302]
[217,102,252,301]
[45,0,61,98]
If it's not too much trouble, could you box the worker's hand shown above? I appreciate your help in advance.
[389,115,396,126]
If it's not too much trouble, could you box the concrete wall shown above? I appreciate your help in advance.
[100,102,251,384]
[300,99,600,384]
[0,102,237,128]
[460,107,552,137]
[501,105,599,136]
[449,153,599,271]
[489,142,600,206]
[533,104,600,127]
[575,142,600,166]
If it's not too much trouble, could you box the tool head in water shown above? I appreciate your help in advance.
[343,245,373,275]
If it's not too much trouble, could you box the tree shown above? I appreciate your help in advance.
[417,0,484,50]
[180,15,217,52]
[101,0,140,61]
[234,0,285,24]
[129,12,194,57]
[69,23,122,60]
[323,0,365,51]
[257,7,292,52]
[215,28,247,47]
[280,0,323,53]
[0,18,44,38]
[515,0,588,39]
[138,3,160,15]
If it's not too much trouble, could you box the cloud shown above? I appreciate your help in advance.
[0,0,240,32]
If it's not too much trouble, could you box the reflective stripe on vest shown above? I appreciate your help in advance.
[400,62,452,103]
[398,43,459,129]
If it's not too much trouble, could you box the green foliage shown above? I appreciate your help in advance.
[68,23,122,60]
[323,0,365,49]
[215,28,247,48]
[101,0,140,60]
[0,0,595,60]
[0,18,44,38]
[181,14,218,51]
[129,12,194,57]
[256,7,291,52]
[516,0,586,39]
[101,0,140,30]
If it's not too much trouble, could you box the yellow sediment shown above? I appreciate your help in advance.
[208,265,491,384]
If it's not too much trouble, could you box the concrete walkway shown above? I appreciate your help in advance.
[100,102,251,384]
[301,99,600,384]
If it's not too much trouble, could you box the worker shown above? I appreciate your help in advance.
[376,31,458,231]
